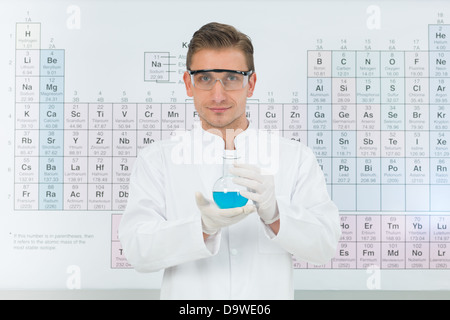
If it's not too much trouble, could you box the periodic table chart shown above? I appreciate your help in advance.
[2,0,450,290]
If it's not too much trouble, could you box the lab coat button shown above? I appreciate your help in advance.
[230,248,238,256]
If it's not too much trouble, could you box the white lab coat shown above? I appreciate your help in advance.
[119,123,341,300]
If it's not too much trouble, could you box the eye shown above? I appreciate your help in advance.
[226,73,242,81]
[194,73,212,83]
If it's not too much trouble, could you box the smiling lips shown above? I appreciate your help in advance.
[209,106,231,113]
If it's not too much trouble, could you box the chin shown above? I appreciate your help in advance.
[204,117,233,129]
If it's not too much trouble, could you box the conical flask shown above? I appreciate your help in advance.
[212,151,249,209]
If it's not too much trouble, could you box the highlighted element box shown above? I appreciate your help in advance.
[144,52,173,82]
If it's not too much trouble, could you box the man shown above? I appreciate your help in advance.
[119,22,341,299]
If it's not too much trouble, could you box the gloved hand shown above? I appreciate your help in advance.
[230,164,280,225]
[195,192,256,235]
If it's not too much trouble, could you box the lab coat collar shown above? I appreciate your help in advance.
[185,120,279,173]
[193,120,279,172]
[193,119,256,150]
[189,120,253,163]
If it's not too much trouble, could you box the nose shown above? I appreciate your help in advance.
[211,79,227,102]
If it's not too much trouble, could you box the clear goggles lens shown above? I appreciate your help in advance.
[189,69,252,91]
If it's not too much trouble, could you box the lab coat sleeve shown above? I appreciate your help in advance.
[268,146,341,265]
[118,146,220,273]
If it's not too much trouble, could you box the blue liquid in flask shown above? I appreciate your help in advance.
[213,191,248,209]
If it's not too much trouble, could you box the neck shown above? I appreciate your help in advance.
[201,118,249,150]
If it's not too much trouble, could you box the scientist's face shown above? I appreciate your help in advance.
[183,48,256,132]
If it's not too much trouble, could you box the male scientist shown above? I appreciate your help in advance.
[119,22,341,299]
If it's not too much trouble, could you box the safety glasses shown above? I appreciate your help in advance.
[188,69,253,91]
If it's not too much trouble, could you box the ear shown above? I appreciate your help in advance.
[183,71,194,97]
[247,72,257,98]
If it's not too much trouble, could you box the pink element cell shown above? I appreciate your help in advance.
[88,183,112,211]
[16,103,40,130]
[112,157,135,184]
[381,215,405,242]
[357,215,381,242]
[332,104,356,130]
[381,131,405,157]
[406,216,430,242]
[283,130,308,145]
[340,215,357,241]
[161,104,185,130]
[259,104,283,131]
[307,51,332,78]
[15,183,39,210]
[63,183,87,210]
[16,76,40,103]
[137,104,162,130]
[430,216,450,242]
[64,103,88,130]
[88,157,112,184]
[357,242,381,269]
[406,242,429,269]
[307,260,332,269]
[381,242,405,269]
[111,241,132,269]
[137,130,160,151]
[16,50,40,76]
[111,214,122,241]
[113,103,137,130]
[356,104,381,131]
[283,104,307,131]
[113,130,137,157]
[63,156,87,184]
[89,130,112,157]
[89,103,113,130]
[64,130,88,157]
[112,183,129,211]
[15,157,39,183]
[430,242,450,269]
[357,130,381,157]
[333,242,357,269]
[15,129,39,156]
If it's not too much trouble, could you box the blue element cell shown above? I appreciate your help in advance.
[40,50,65,76]
[39,183,63,210]
[40,103,64,129]
[40,76,64,103]
[39,130,64,156]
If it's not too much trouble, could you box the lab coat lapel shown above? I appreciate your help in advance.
[191,125,224,197]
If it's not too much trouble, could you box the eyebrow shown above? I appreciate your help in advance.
[188,69,252,75]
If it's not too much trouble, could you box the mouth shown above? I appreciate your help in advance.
[209,106,231,113]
